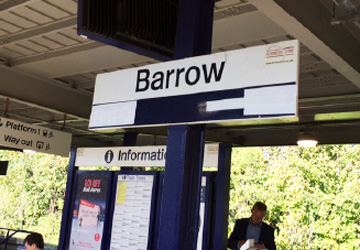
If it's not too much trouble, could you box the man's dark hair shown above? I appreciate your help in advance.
[252,201,267,212]
[24,232,44,249]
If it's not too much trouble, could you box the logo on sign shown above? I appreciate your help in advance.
[266,45,294,59]
[265,44,295,65]
[104,150,114,163]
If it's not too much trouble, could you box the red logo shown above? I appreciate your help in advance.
[266,45,294,59]
[94,233,100,242]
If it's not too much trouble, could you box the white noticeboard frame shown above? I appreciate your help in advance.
[89,40,299,129]
[75,144,219,167]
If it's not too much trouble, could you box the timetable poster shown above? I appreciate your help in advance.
[68,172,110,250]
[109,174,154,250]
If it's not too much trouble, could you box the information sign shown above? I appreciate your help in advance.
[75,144,219,167]
[89,40,299,129]
[0,117,71,157]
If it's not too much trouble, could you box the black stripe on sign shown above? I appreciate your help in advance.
[134,82,296,126]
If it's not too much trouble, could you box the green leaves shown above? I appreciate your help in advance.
[1,145,360,249]
[0,150,68,246]
[229,145,360,249]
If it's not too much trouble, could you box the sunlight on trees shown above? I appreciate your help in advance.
[229,145,360,249]
[0,145,359,249]
[0,151,68,246]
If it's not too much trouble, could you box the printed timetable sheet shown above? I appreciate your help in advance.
[109,174,154,250]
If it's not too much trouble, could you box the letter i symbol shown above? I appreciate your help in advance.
[105,150,114,163]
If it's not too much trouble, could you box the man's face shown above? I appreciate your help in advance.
[24,242,39,250]
[251,208,266,226]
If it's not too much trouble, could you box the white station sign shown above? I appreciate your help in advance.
[89,40,299,129]
[0,117,72,157]
[75,144,219,167]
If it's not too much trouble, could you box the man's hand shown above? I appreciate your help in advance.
[238,240,246,247]
[254,243,267,249]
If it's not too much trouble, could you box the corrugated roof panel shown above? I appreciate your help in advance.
[4,44,34,55]
[19,40,49,52]
[300,77,359,97]
[28,1,70,19]
[0,20,22,33]
[30,36,63,49]
[300,61,331,73]
[49,0,77,15]
[0,47,23,58]
[11,6,53,24]
[1,12,38,29]
[60,27,87,42]
[0,30,8,36]
[45,32,80,46]
[242,40,267,47]
[264,35,292,44]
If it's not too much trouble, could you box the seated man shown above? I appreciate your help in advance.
[23,232,44,250]
[228,202,276,250]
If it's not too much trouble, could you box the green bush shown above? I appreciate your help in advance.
[229,145,360,250]
[0,151,68,247]
[1,145,360,249]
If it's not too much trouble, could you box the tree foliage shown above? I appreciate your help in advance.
[0,150,68,246]
[229,145,360,250]
[1,145,360,249]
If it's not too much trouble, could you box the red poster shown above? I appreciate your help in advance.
[68,172,110,250]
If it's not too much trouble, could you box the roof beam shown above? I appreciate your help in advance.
[0,0,29,11]
[10,41,102,67]
[0,65,92,118]
[0,16,77,46]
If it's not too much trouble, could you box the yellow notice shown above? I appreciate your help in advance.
[116,182,127,205]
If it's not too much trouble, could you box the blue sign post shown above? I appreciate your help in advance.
[58,148,77,250]
[154,0,216,249]
[156,125,205,249]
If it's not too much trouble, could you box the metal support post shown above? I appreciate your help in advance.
[212,143,232,249]
[58,148,77,250]
[156,125,205,250]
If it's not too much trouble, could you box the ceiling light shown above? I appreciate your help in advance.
[297,132,318,147]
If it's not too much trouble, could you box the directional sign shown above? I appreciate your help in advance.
[75,144,219,167]
[89,40,299,129]
[0,117,72,157]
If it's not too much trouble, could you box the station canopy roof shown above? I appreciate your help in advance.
[1,0,360,149]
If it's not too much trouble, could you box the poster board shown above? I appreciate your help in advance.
[68,171,112,250]
[108,172,157,250]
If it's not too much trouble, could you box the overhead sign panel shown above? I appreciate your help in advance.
[75,144,219,167]
[89,40,299,129]
[0,117,72,157]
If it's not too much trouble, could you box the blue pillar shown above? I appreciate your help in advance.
[58,148,77,250]
[156,125,205,250]
[155,0,215,249]
[174,0,215,59]
[122,131,138,146]
[212,143,232,249]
